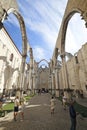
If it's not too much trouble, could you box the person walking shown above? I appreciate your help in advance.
[62,94,67,110]
[69,100,77,130]
[50,96,55,115]
[19,100,25,121]
[14,96,19,121]
[19,96,26,121]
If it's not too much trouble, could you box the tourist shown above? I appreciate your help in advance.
[19,100,25,121]
[38,89,41,95]
[69,100,77,130]
[62,94,67,110]
[50,96,56,115]
[14,96,19,121]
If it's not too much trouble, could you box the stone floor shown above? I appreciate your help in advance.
[0,93,87,130]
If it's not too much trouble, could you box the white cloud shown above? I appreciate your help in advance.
[4,0,87,62]
[66,13,87,55]
[2,0,87,65]
[65,27,79,54]
[33,46,46,61]
[3,0,68,62]
[17,0,68,60]
[6,0,87,61]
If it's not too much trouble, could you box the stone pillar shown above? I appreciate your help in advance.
[61,54,70,99]
[32,74,36,94]
[19,55,26,97]
[28,48,33,94]
[51,72,55,95]
[55,68,60,97]
[29,69,33,93]
[60,54,67,89]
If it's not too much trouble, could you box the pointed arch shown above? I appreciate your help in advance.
[61,8,82,53]
[38,59,49,65]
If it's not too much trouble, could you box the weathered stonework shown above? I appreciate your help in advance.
[59,43,87,97]
[52,0,87,97]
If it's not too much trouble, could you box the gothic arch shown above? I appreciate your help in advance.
[38,59,49,65]
[0,7,28,90]
[53,0,87,62]
[7,8,27,57]
[61,8,82,53]
[53,9,85,73]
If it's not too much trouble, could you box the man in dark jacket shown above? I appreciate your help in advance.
[69,100,76,130]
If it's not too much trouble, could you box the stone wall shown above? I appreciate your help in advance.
[59,42,87,97]
[0,27,22,93]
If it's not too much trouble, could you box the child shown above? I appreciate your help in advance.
[19,100,25,121]
[50,96,55,115]
[62,95,67,110]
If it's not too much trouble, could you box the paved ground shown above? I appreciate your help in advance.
[0,93,87,130]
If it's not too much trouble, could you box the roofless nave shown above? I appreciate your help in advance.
[0,0,87,100]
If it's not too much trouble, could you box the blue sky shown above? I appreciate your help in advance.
[3,0,87,62]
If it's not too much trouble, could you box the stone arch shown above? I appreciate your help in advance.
[7,8,27,57]
[53,0,87,61]
[6,8,27,89]
[59,9,84,90]
[38,59,49,65]
[61,8,82,53]
[51,0,87,97]
[1,8,28,90]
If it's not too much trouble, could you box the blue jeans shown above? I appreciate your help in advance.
[70,117,76,130]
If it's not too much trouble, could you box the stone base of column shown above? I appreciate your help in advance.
[55,90,60,97]
[49,89,52,94]
[32,89,36,94]
[51,89,55,96]
[26,90,31,95]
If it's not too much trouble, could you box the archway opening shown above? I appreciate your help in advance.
[65,13,87,55]
[38,59,49,68]
[64,12,87,93]
[3,13,22,53]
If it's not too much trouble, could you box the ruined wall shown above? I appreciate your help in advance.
[59,42,87,97]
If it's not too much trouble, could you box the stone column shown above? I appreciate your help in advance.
[51,72,55,95]
[28,48,33,94]
[60,54,70,99]
[28,68,32,94]
[26,70,30,95]
[60,54,67,89]
[19,56,26,93]
[55,68,60,97]
[32,74,36,94]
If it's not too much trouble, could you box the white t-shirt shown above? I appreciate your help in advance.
[50,98,55,109]
[62,96,67,103]
[14,98,19,107]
